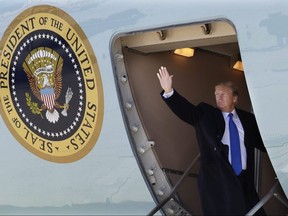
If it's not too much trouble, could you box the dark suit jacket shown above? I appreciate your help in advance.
[162,90,266,215]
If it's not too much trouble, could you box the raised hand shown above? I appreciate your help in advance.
[157,66,173,93]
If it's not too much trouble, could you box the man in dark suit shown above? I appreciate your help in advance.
[157,66,266,215]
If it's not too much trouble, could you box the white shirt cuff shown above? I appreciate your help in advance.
[163,89,174,98]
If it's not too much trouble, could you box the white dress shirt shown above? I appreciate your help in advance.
[221,110,247,170]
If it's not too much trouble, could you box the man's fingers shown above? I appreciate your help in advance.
[158,66,168,77]
[159,67,164,76]
[157,72,161,80]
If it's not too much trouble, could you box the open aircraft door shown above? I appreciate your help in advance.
[111,19,288,215]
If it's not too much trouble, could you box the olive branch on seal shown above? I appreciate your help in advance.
[25,92,44,119]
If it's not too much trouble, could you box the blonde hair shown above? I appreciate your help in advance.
[215,81,239,97]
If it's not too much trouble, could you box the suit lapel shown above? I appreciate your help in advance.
[215,108,225,139]
[214,108,230,161]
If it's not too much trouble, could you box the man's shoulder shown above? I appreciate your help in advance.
[236,108,255,119]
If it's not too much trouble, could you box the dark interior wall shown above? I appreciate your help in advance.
[123,47,286,215]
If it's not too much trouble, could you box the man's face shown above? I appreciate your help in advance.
[215,85,237,112]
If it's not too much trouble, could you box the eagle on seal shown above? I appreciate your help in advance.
[22,47,68,123]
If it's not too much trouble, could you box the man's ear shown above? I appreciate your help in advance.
[233,96,238,104]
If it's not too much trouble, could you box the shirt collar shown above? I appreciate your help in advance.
[222,109,236,119]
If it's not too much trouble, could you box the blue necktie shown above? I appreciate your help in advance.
[228,113,242,175]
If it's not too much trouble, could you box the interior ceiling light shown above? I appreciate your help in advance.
[174,48,194,57]
[233,60,244,71]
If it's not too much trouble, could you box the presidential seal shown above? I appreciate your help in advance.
[0,5,104,163]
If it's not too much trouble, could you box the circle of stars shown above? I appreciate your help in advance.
[10,33,85,139]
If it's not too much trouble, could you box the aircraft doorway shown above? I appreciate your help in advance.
[111,20,287,215]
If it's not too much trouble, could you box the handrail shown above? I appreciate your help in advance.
[245,179,288,215]
[147,153,200,216]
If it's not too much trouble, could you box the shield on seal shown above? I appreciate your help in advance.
[40,87,56,111]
